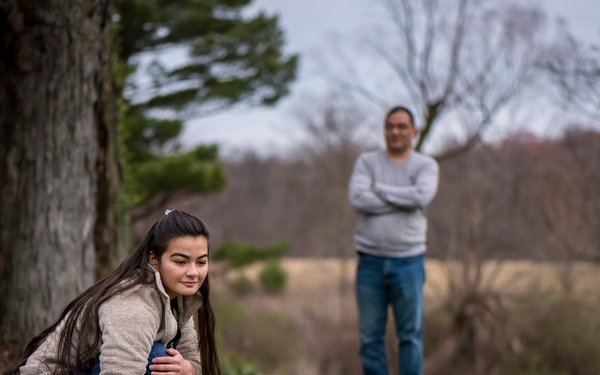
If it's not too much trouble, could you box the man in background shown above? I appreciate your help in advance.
[348,106,439,375]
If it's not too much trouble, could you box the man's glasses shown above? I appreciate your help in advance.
[385,123,414,131]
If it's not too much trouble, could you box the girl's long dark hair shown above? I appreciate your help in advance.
[11,210,222,375]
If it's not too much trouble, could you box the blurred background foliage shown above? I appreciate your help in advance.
[113,0,298,213]
[213,241,290,296]
[214,241,290,268]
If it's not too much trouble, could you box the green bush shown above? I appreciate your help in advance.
[214,241,290,268]
[259,262,287,294]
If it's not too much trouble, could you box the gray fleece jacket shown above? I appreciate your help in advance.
[20,268,203,374]
[348,150,439,257]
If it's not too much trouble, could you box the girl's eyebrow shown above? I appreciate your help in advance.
[170,253,190,259]
[170,253,208,260]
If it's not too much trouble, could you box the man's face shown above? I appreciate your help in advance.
[385,110,417,154]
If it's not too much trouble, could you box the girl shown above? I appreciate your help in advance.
[13,210,221,375]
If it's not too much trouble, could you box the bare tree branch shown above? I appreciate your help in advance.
[320,0,553,160]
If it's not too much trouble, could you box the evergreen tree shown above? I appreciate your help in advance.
[114,0,298,209]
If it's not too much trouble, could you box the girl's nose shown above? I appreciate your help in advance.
[186,264,199,276]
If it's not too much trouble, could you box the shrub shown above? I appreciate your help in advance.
[503,295,600,375]
[214,241,290,268]
[423,292,600,375]
[259,262,287,294]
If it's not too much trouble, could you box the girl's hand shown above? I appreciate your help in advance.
[148,348,196,375]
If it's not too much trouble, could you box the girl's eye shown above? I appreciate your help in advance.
[175,260,186,265]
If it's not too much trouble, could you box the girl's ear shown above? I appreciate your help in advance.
[149,252,158,267]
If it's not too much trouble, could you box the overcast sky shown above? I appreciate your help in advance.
[180,0,600,157]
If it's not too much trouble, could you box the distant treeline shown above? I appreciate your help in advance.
[133,128,600,263]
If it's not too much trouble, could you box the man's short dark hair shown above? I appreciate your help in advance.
[385,106,415,127]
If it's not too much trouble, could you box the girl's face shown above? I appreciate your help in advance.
[150,235,209,299]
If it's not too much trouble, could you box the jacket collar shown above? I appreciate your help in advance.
[150,265,203,322]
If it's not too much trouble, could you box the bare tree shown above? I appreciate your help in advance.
[426,146,518,375]
[542,27,600,120]
[291,97,367,323]
[320,0,550,159]
[522,129,600,264]
[0,0,118,357]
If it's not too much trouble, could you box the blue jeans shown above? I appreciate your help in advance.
[82,342,169,374]
[355,253,425,375]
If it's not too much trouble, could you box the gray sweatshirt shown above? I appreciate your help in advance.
[348,150,439,257]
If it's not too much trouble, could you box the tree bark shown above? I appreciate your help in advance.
[0,0,115,354]
[92,1,123,279]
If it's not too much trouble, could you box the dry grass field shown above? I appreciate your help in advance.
[216,257,600,312]
[213,258,600,375]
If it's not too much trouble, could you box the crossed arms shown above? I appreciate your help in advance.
[348,155,439,214]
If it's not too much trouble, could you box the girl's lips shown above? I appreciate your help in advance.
[181,282,197,287]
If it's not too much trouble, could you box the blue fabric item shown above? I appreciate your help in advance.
[82,342,169,375]
[355,253,425,375]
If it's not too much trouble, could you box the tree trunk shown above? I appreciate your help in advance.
[92,1,123,279]
[0,0,115,355]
